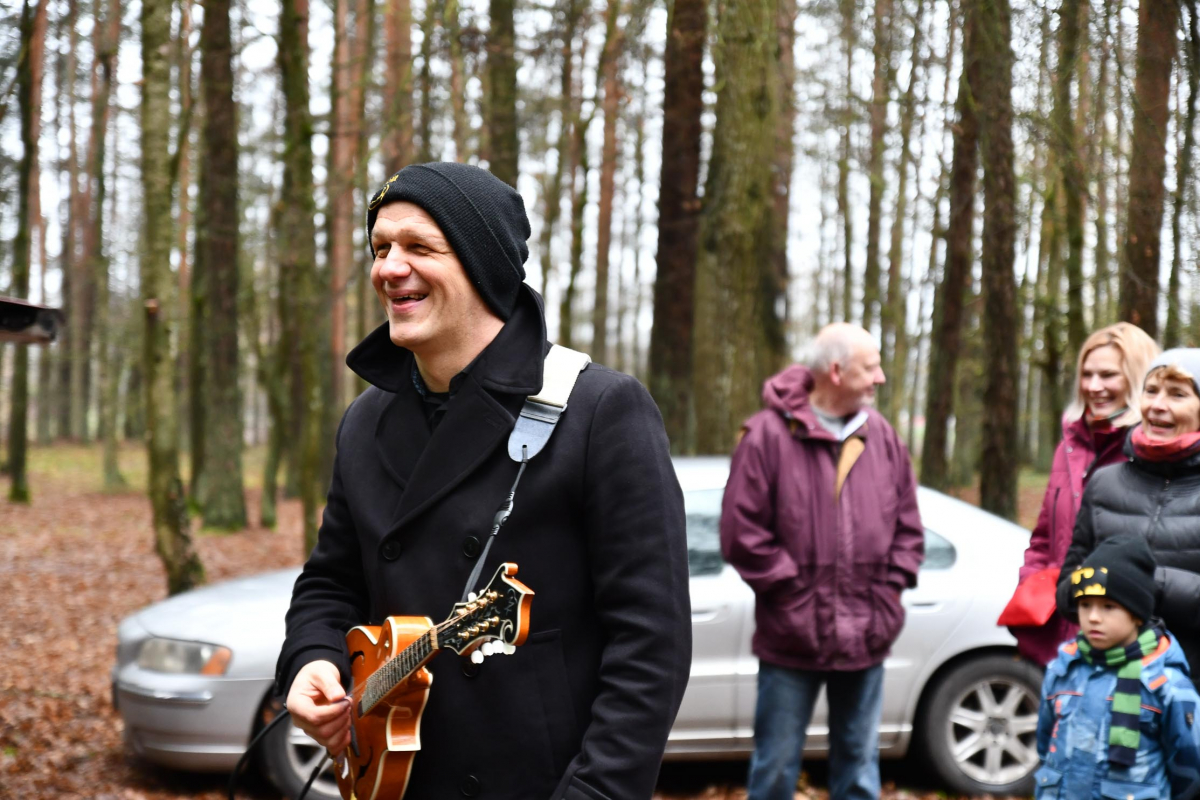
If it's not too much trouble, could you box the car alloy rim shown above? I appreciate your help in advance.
[287,722,338,795]
[945,676,1040,787]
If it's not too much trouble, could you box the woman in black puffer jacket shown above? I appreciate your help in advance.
[1056,348,1200,680]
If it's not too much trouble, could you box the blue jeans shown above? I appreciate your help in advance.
[746,661,885,800]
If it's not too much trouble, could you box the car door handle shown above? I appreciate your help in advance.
[691,608,724,623]
[908,601,943,612]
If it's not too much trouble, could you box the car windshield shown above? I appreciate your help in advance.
[684,488,725,577]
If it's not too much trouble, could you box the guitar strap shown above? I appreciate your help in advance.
[460,345,592,602]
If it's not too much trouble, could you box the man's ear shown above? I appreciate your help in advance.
[828,362,843,387]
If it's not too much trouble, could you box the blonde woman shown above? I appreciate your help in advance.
[1014,322,1159,664]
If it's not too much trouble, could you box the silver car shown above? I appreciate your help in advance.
[112,457,1041,799]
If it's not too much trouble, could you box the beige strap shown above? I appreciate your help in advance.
[527,345,592,408]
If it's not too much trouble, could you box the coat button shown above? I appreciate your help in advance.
[381,539,402,561]
[462,536,482,559]
[1066,446,1073,453]
[462,660,480,678]
[459,774,481,797]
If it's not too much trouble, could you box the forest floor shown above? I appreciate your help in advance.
[0,443,1048,800]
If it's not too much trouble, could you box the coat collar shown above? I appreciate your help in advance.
[347,284,551,533]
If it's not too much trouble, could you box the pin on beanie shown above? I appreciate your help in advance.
[366,163,531,320]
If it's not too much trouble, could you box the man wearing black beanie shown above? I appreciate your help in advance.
[277,163,692,800]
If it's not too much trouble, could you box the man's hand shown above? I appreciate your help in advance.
[286,660,351,756]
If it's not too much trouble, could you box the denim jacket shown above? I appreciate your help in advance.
[1035,632,1200,800]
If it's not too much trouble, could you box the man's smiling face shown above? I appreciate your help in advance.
[369,201,499,355]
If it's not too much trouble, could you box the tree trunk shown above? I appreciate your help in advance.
[837,0,857,323]
[417,0,435,161]
[1053,0,1087,366]
[35,0,53,445]
[487,0,518,184]
[880,0,926,422]
[329,0,354,417]
[89,0,124,490]
[140,0,204,593]
[1119,0,1181,337]
[539,0,578,300]
[198,0,246,528]
[382,0,414,170]
[8,0,48,502]
[1093,0,1114,329]
[560,106,590,349]
[175,0,195,464]
[67,0,91,442]
[592,0,622,366]
[691,0,779,454]
[974,0,1020,522]
[1166,1,1198,348]
[862,0,893,332]
[648,0,704,452]
[279,0,324,553]
[766,0,795,365]
[446,0,471,160]
[921,10,978,492]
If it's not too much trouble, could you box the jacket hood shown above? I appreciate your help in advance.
[762,364,815,416]
[346,282,549,396]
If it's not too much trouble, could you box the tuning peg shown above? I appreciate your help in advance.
[481,642,495,656]
[502,642,515,655]
[468,591,478,602]
[471,650,484,664]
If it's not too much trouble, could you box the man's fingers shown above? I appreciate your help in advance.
[296,696,351,727]
[313,669,347,703]
[315,712,351,742]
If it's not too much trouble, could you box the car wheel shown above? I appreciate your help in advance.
[259,698,340,800]
[916,653,1042,796]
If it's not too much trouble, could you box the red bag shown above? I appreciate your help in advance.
[997,566,1061,627]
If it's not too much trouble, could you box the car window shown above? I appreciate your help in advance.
[684,488,726,577]
[922,529,956,570]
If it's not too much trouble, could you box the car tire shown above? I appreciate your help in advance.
[258,697,341,800]
[915,653,1042,797]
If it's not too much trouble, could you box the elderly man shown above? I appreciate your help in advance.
[720,322,925,800]
[276,163,691,800]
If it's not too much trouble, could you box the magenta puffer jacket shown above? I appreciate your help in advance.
[719,365,925,672]
[1013,416,1128,665]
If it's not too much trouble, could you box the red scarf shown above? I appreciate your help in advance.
[1130,424,1200,462]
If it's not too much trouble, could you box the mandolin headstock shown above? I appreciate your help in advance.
[440,563,534,656]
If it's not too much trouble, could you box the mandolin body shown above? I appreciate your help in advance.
[336,616,434,800]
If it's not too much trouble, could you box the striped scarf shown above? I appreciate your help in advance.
[1076,626,1161,766]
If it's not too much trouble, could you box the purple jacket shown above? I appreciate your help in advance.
[719,365,925,671]
[1013,416,1128,665]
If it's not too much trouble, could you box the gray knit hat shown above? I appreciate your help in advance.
[1146,348,1200,394]
[366,162,530,320]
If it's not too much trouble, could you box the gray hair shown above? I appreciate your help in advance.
[800,323,879,375]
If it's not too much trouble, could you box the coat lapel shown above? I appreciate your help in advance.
[386,374,520,533]
[373,388,430,490]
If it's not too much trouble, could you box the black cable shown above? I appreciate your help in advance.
[296,752,331,800]
[228,706,292,800]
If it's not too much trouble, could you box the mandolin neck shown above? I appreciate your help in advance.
[360,627,440,715]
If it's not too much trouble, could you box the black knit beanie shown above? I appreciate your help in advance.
[365,162,530,320]
[1068,534,1157,624]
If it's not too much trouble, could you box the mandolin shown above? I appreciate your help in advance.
[333,562,534,800]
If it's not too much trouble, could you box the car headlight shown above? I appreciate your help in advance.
[136,638,232,675]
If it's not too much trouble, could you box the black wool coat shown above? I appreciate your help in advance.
[276,285,692,800]
[1056,438,1200,678]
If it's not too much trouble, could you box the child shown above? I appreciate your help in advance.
[1036,534,1200,800]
